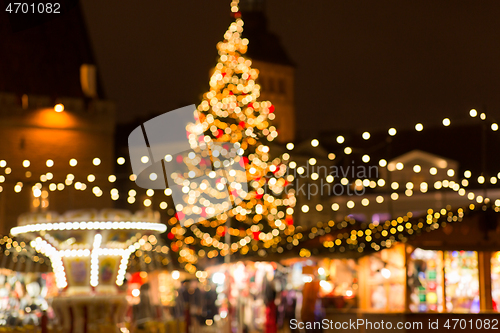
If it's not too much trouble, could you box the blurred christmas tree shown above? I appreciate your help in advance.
[167,0,296,273]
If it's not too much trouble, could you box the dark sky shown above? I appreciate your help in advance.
[81,1,500,138]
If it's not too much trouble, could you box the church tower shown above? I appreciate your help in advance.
[0,6,115,234]
[240,0,296,143]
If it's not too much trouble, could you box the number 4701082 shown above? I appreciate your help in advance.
[443,318,498,330]
[6,2,61,14]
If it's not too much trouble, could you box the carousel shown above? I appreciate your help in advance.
[10,209,167,333]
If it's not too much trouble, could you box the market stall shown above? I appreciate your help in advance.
[492,251,500,310]
[0,268,54,327]
[358,243,406,312]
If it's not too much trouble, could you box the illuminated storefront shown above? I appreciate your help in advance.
[492,252,500,311]
[408,248,444,312]
[358,244,406,312]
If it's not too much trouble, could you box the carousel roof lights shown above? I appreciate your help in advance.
[10,221,167,236]
[90,234,102,287]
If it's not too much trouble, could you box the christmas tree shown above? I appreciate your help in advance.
[167,0,296,273]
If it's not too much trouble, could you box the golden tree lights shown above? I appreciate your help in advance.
[159,0,297,271]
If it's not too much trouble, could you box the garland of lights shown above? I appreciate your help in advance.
[1,153,499,272]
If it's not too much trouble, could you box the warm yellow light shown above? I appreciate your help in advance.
[415,123,423,131]
[22,160,30,168]
[336,136,345,144]
[442,118,450,126]
[470,109,477,117]
[93,158,101,166]
[311,139,319,147]
[54,104,64,112]
[388,128,397,136]
[69,159,77,167]
[362,132,370,140]
[492,123,498,131]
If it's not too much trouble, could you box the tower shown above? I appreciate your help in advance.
[240,0,296,143]
[0,6,115,234]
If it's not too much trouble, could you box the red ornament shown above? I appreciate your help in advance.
[216,129,224,138]
[239,121,245,128]
[167,232,175,240]
[252,231,261,240]
[176,155,183,163]
[286,216,294,225]
[269,105,275,113]
[175,212,185,221]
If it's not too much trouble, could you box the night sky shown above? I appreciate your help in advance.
[81,1,500,138]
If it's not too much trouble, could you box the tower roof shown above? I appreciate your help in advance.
[0,3,102,98]
[240,5,295,66]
